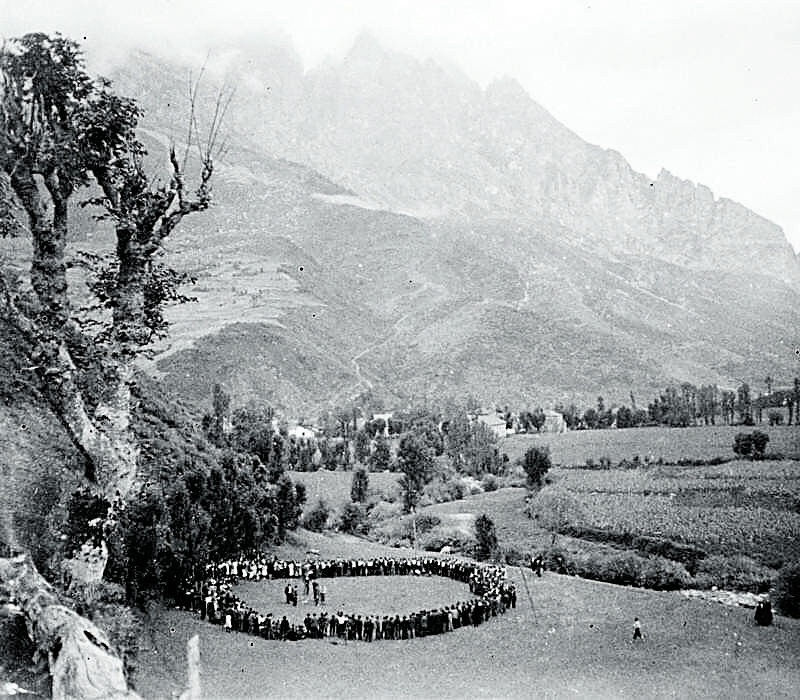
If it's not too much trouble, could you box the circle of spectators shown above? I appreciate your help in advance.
[177,555,517,642]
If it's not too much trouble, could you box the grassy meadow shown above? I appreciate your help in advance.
[502,424,800,466]
[291,469,402,511]
[135,532,800,699]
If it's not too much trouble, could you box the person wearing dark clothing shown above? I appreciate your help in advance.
[754,601,773,626]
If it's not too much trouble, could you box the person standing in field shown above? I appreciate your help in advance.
[633,617,643,640]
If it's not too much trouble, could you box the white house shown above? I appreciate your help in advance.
[477,413,508,439]
[371,412,393,436]
[288,425,317,440]
[542,410,567,434]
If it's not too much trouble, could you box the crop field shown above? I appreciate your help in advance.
[552,461,800,566]
[135,532,800,699]
[502,425,800,466]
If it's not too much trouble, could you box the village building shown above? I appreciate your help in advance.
[371,412,393,436]
[542,409,567,434]
[476,412,508,439]
[288,425,317,440]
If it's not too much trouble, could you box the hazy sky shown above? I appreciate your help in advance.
[3,0,799,252]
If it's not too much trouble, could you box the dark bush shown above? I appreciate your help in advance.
[302,499,331,532]
[350,468,369,503]
[560,525,708,574]
[519,446,552,489]
[733,433,753,458]
[474,513,499,561]
[693,555,775,593]
[750,430,770,459]
[774,562,800,618]
[413,513,442,535]
[338,502,369,535]
[482,473,499,492]
[565,549,691,590]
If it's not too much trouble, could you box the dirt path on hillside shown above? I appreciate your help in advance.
[334,281,449,405]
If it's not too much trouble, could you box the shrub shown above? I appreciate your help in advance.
[413,513,442,535]
[421,473,468,504]
[302,499,331,532]
[774,562,800,618]
[482,473,499,492]
[733,431,770,459]
[474,513,499,561]
[526,486,584,544]
[545,548,692,590]
[733,432,752,458]
[350,468,369,503]
[338,502,369,535]
[366,500,403,525]
[560,525,707,574]
[693,555,775,593]
[751,430,769,459]
[519,446,551,489]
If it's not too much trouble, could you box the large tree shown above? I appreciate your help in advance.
[1,33,226,501]
[1,33,226,698]
[396,432,434,513]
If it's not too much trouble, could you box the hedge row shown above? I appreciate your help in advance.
[542,546,692,590]
[560,525,708,573]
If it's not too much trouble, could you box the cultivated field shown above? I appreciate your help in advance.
[502,425,800,466]
[555,461,800,565]
[135,532,800,699]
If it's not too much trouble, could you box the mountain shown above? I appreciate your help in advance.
[51,35,800,414]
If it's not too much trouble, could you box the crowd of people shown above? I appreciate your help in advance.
[176,555,517,642]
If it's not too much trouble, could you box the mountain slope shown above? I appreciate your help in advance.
[32,37,796,413]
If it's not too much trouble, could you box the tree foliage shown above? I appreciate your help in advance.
[444,412,503,476]
[350,467,369,503]
[0,32,228,503]
[369,434,391,472]
[774,562,800,618]
[474,513,498,561]
[527,486,584,545]
[396,432,435,513]
[520,445,551,490]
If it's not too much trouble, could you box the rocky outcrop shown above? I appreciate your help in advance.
[112,37,800,290]
[0,554,139,700]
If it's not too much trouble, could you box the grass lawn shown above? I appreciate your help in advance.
[291,470,401,512]
[135,533,800,699]
[502,425,800,466]
[235,575,478,626]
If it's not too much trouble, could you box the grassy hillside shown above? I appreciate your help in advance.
[290,470,402,512]
[134,531,800,699]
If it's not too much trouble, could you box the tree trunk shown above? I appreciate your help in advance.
[0,553,140,700]
[8,167,139,500]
